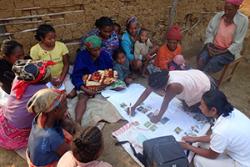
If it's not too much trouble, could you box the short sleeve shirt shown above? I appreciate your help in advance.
[28,120,65,166]
[30,41,69,77]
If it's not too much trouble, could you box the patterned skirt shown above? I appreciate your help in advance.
[0,109,31,150]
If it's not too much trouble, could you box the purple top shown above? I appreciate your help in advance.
[3,79,47,129]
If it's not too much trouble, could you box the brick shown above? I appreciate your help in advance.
[14,0,34,9]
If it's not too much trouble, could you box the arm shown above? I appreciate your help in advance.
[59,54,69,83]
[30,45,40,60]
[121,39,134,62]
[179,142,219,159]
[228,15,249,56]
[204,14,220,45]
[130,87,153,115]
[71,53,85,90]
[182,135,211,143]
[150,83,183,123]
[134,42,142,59]
[156,48,169,70]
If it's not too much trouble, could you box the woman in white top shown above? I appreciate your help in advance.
[130,69,212,123]
[180,90,250,167]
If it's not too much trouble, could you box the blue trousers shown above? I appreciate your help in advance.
[198,48,235,73]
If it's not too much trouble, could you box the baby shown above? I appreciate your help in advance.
[168,54,189,71]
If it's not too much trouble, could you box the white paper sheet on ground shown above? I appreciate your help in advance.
[46,82,65,91]
[102,83,210,166]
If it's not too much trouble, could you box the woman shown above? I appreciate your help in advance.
[130,70,215,123]
[0,59,53,150]
[121,16,142,71]
[26,88,71,167]
[72,35,113,124]
[197,0,248,73]
[179,90,250,167]
[0,39,24,94]
[80,16,119,57]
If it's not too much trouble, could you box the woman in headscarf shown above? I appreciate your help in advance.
[72,35,113,124]
[197,0,248,73]
[26,88,70,167]
[80,16,120,58]
[121,16,142,71]
[0,59,53,150]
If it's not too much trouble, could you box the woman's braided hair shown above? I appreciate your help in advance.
[72,126,103,163]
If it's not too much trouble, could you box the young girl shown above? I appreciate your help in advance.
[26,88,70,167]
[57,126,112,167]
[179,90,250,167]
[113,48,133,85]
[0,39,24,94]
[154,25,182,70]
[30,24,75,98]
[134,28,158,75]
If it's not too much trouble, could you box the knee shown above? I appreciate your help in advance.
[78,93,89,101]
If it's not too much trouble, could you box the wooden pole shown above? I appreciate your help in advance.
[168,0,178,30]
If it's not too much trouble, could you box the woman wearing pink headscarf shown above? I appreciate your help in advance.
[197,0,248,73]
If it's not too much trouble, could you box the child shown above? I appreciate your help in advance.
[154,25,182,70]
[134,28,158,75]
[26,88,70,166]
[0,39,24,94]
[30,24,76,98]
[57,126,112,167]
[113,48,133,85]
[113,22,122,40]
[168,54,189,71]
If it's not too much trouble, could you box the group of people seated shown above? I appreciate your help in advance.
[0,0,249,166]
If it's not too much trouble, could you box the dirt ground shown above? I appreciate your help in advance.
[0,47,249,167]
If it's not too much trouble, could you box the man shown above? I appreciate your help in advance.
[197,0,248,73]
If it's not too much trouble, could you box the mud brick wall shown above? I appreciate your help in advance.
[0,0,249,62]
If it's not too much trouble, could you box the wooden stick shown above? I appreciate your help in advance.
[0,10,84,22]
[167,0,178,31]
[0,23,79,37]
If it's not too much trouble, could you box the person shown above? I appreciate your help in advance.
[26,88,71,167]
[72,35,113,124]
[30,24,76,97]
[57,126,112,167]
[134,28,158,75]
[80,16,120,57]
[0,59,52,150]
[113,48,133,85]
[113,22,122,39]
[197,0,249,73]
[153,25,182,70]
[130,70,215,123]
[168,54,189,71]
[179,90,250,167]
[121,16,142,71]
[0,39,24,94]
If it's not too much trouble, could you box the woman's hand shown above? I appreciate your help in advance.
[51,77,63,88]
[182,136,198,143]
[179,141,191,150]
[150,114,162,123]
[127,106,136,116]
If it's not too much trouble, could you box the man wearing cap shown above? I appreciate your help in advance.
[198,0,249,73]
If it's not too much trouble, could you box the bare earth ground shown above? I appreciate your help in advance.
[0,49,249,167]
